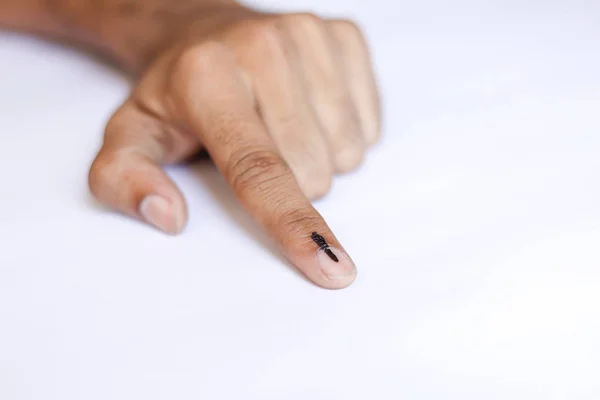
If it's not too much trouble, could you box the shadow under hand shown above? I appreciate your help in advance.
[188,158,306,280]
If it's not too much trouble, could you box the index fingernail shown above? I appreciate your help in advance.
[316,246,356,280]
[310,231,356,281]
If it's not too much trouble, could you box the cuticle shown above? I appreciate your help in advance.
[311,231,339,263]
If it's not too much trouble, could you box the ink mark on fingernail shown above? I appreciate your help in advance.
[311,232,339,263]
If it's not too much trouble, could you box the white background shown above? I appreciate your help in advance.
[1,0,599,399]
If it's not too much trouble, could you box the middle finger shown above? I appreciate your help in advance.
[236,20,335,200]
[281,13,366,173]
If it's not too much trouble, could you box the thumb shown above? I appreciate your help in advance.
[89,100,195,234]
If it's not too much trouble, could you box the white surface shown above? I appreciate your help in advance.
[1,1,600,399]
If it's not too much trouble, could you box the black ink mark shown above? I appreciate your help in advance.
[311,232,339,263]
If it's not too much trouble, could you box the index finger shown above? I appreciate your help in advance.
[170,43,357,289]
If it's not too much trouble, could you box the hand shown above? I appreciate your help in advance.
[88,5,381,289]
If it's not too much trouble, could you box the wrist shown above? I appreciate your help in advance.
[93,0,246,73]
[3,0,245,74]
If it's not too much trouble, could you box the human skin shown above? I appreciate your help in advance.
[0,0,381,289]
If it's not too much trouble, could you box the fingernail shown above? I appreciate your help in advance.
[316,246,356,281]
[139,195,181,234]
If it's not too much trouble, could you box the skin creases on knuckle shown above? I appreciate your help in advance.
[227,149,289,194]
[276,208,323,239]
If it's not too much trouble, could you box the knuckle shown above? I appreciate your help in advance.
[331,19,363,38]
[104,113,122,138]
[242,19,312,67]
[277,208,323,237]
[227,149,289,194]
[88,152,119,198]
[89,119,122,196]
[174,41,228,78]
[280,12,323,29]
[245,19,283,48]
[102,104,134,143]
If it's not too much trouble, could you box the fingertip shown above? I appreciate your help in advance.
[286,239,357,290]
[88,150,189,235]
[300,174,333,200]
[314,246,358,289]
[334,147,365,173]
[139,194,187,235]
[365,123,382,147]
[323,274,357,290]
